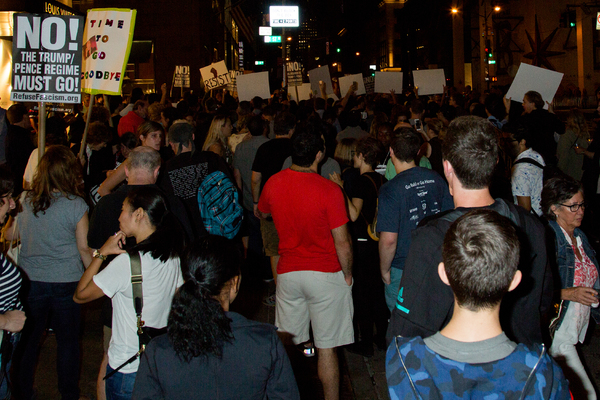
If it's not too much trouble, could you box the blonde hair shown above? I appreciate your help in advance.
[203,115,230,152]
[427,118,445,137]
[566,109,589,141]
[334,138,357,166]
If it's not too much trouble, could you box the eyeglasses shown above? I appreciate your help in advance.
[560,202,585,212]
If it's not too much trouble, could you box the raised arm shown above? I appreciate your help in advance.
[98,162,126,197]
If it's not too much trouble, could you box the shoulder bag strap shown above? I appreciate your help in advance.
[103,251,144,381]
[129,250,144,331]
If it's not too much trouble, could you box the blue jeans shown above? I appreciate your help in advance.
[384,268,403,312]
[105,365,136,400]
[14,281,81,400]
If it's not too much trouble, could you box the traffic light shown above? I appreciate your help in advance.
[568,10,576,27]
[484,40,491,62]
[336,48,341,53]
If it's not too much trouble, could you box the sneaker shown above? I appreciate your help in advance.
[262,294,276,307]
[298,342,316,357]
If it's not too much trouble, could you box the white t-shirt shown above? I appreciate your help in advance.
[94,252,182,373]
[511,148,545,216]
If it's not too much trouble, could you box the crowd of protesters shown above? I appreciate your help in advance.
[0,78,598,399]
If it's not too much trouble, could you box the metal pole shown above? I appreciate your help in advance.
[79,93,95,159]
[38,102,46,160]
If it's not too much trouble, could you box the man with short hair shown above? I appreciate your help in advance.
[386,210,569,399]
[336,110,369,142]
[252,112,295,289]
[378,127,453,311]
[510,124,545,216]
[118,99,148,137]
[160,122,230,239]
[515,90,565,166]
[387,116,553,347]
[234,116,269,263]
[258,128,353,400]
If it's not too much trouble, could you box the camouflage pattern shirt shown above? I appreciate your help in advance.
[386,335,570,399]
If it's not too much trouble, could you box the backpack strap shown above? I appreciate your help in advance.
[513,157,544,170]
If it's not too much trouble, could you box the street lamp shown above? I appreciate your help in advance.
[451,8,459,14]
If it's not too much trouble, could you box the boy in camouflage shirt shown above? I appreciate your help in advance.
[386,210,570,399]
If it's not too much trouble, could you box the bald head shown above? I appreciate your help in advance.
[124,146,161,184]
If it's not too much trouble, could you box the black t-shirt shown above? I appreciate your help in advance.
[159,150,231,239]
[251,138,292,191]
[351,172,386,239]
[6,124,35,194]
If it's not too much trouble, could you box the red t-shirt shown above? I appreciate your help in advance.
[258,169,349,274]
[117,111,145,137]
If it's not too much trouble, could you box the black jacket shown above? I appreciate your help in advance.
[386,199,554,347]
[132,312,299,400]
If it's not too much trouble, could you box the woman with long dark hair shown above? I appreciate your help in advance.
[13,145,92,400]
[131,235,299,400]
[74,186,185,400]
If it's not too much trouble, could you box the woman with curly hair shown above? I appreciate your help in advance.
[13,145,92,400]
[202,115,233,166]
[74,186,185,400]
[132,235,299,400]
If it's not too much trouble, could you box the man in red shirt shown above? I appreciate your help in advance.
[258,125,353,400]
[117,100,147,137]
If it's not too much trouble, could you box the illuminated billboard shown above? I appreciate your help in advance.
[269,6,299,27]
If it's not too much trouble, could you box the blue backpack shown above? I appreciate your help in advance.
[197,171,243,239]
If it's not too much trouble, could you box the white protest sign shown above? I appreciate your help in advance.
[505,63,564,109]
[200,61,231,90]
[236,71,271,101]
[308,65,334,95]
[412,69,446,95]
[375,71,403,93]
[11,13,85,103]
[339,74,366,96]
[289,83,312,102]
[81,8,136,96]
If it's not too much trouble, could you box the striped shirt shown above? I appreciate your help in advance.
[0,254,22,313]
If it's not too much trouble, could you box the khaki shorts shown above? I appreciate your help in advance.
[260,218,279,257]
[275,270,354,349]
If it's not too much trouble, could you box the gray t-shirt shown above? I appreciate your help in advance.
[282,156,341,178]
[233,135,270,211]
[19,194,88,282]
[423,332,517,363]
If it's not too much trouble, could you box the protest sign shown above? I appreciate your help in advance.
[173,65,190,88]
[289,83,311,102]
[200,61,231,90]
[363,76,375,95]
[227,69,244,92]
[81,9,136,95]
[308,65,334,95]
[11,13,85,103]
[375,71,403,93]
[505,63,563,109]
[236,71,271,101]
[286,61,303,87]
[339,74,366,96]
[412,69,446,95]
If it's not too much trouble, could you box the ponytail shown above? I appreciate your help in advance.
[167,236,241,361]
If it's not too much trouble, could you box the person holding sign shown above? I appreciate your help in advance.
[511,91,565,167]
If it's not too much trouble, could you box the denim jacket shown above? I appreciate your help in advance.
[548,220,600,327]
